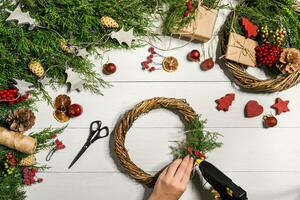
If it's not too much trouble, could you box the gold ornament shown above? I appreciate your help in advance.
[6,107,36,132]
[20,155,36,166]
[278,48,300,74]
[28,60,44,77]
[60,40,73,53]
[162,56,179,72]
[100,16,119,28]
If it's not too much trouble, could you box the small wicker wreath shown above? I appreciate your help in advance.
[220,2,300,93]
[114,97,198,187]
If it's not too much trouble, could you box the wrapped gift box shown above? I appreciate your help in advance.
[225,32,258,67]
[176,5,219,42]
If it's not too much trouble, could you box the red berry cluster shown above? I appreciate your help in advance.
[54,138,66,150]
[184,0,193,17]
[141,47,158,72]
[187,147,206,159]
[22,167,43,186]
[255,43,282,67]
[0,88,29,105]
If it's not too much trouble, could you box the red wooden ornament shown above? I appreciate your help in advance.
[216,93,235,111]
[271,98,290,115]
[240,17,258,38]
[245,100,264,118]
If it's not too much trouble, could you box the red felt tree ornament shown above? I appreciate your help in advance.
[215,93,235,111]
[240,17,258,38]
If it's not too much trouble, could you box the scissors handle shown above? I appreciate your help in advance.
[89,120,109,143]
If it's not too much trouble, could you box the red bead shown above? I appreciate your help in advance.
[148,47,154,53]
[149,67,155,72]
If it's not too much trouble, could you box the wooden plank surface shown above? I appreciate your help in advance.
[34,82,300,129]
[24,1,300,199]
[26,172,300,200]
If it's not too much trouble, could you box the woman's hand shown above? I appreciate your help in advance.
[148,155,194,200]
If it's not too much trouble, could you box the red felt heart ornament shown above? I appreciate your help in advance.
[245,100,264,118]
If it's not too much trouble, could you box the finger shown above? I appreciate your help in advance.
[174,155,190,181]
[165,159,182,178]
[158,165,169,178]
[181,157,194,185]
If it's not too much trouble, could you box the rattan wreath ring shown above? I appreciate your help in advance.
[220,2,300,93]
[114,97,198,187]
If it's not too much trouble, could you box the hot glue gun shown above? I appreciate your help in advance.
[195,159,248,200]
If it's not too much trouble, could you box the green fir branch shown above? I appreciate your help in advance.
[171,117,222,159]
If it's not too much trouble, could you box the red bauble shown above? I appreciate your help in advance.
[255,43,282,67]
[188,50,200,61]
[103,63,117,75]
[263,115,278,128]
[68,104,83,117]
[200,58,215,70]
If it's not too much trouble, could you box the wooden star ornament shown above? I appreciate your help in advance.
[65,68,84,92]
[13,79,34,95]
[271,98,290,115]
[110,27,134,47]
[5,4,38,30]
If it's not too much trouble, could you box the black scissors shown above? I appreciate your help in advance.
[68,120,109,169]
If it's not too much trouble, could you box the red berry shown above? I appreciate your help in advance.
[103,63,117,75]
[183,11,189,17]
[194,150,200,156]
[149,67,155,72]
[187,147,193,154]
[31,167,38,173]
[37,178,43,183]
[188,49,201,61]
[148,47,154,53]
[199,152,206,159]
[68,103,83,117]
[187,5,193,11]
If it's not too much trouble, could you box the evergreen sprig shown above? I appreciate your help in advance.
[171,117,222,159]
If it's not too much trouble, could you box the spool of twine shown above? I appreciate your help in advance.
[0,127,37,154]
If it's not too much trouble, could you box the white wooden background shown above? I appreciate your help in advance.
[25,3,300,200]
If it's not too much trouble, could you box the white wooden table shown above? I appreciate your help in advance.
[25,6,300,200]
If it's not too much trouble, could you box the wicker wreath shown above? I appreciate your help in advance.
[220,2,300,93]
[114,97,198,187]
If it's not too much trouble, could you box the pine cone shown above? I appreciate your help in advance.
[20,155,36,166]
[100,16,119,28]
[60,40,73,53]
[6,108,36,132]
[28,60,45,77]
[278,48,300,74]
